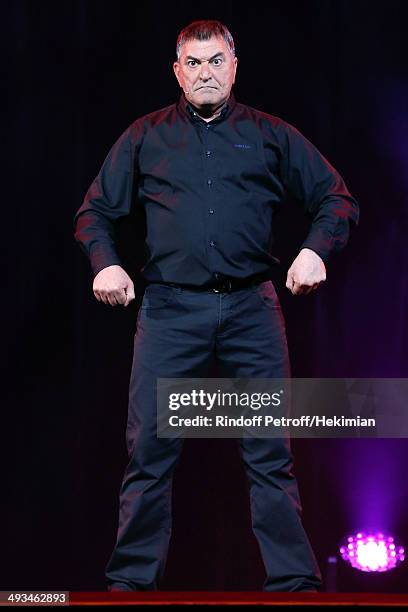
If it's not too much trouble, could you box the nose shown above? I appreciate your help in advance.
[199,61,212,80]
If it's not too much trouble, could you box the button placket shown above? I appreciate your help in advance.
[202,123,218,268]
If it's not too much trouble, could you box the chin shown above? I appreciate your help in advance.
[201,98,218,105]
[195,94,220,106]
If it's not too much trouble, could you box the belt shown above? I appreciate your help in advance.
[166,271,271,293]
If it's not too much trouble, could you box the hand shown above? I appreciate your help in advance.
[93,265,135,307]
[286,248,326,295]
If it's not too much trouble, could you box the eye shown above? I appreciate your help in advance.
[187,60,198,67]
[212,57,223,66]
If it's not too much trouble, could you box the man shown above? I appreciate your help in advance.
[73,20,359,592]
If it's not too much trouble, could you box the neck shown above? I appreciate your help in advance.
[188,98,228,122]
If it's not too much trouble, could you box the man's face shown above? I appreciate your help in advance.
[173,35,238,111]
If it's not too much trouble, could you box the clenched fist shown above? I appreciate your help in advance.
[93,265,135,307]
[286,248,326,295]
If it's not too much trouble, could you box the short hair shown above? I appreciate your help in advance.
[176,20,236,61]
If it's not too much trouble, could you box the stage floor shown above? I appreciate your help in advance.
[68,591,408,607]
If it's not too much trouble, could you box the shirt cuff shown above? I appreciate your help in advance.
[300,228,335,263]
[89,243,123,277]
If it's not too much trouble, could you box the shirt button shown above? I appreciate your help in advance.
[206,150,212,157]
[207,179,212,186]
[209,208,214,214]
[210,240,216,247]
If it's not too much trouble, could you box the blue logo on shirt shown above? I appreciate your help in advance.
[234,143,252,149]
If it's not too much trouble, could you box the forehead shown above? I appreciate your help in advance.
[179,35,231,59]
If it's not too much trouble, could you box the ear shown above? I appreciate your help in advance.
[232,56,238,84]
[173,61,181,85]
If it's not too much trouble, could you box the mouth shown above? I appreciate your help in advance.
[196,86,217,90]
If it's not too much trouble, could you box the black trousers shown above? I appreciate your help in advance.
[105,281,322,591]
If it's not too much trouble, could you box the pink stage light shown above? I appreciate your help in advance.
[340,531,405,572]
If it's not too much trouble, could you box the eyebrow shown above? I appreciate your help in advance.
[185,52,225,63]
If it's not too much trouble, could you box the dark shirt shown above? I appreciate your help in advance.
[73,91,359,286]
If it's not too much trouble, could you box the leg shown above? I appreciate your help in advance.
[215,281,322,591]
[105,284,216,590]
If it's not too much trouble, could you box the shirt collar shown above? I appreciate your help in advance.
[177,90,237,123]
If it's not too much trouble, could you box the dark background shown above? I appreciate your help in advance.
[7,0,408,593]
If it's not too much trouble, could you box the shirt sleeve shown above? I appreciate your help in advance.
[279,120,359,262]
[73,125,137,277]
